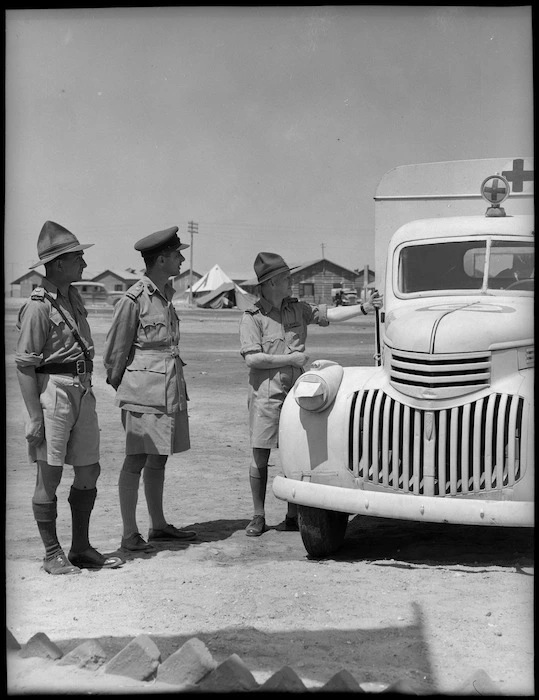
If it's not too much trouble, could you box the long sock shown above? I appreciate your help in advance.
[143,467,166,530]
[68,487,97,553]
[32,499,61,558]
[118,470,141,538]
[249,466,268,517]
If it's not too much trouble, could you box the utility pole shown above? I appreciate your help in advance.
[187,221,198,307]
[363,263,369,303]
[10,262,15,297]
[321,243,325,259]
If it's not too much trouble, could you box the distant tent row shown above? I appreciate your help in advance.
[190,264,256,310]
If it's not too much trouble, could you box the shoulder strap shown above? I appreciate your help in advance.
[43,290,92,359]
[126,280,145,302]
[244,306,260,316]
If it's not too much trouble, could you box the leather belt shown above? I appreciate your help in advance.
[35,360,93,376]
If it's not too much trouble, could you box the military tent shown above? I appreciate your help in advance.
[190,264,256,309]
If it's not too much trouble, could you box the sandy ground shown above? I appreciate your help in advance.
[4,302,534,695]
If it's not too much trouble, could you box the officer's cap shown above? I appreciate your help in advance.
[254,252,291,284]
[134,226,189,257]
[29,221,94,269]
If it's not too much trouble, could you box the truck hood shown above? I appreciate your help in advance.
[385,299,534,353]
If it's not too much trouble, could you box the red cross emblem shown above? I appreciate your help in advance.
[481,175,509,204]
[501,158,534,193]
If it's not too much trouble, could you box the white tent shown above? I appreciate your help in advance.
[190,264,234,294]
[189,264,256,309]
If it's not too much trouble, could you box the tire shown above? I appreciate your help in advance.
[297,505,348,557]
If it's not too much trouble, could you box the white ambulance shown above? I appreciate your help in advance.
[273,158,534,556]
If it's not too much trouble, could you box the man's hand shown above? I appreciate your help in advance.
[288,351,310,368]
[25,417,45,448]
[363,289,384,313]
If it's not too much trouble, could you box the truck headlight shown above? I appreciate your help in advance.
[294,360,344,412]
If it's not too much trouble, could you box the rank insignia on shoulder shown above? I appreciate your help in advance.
[126,281,144,301]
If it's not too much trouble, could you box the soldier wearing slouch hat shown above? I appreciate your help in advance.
[15,221,123,574]
[239,251,383,537]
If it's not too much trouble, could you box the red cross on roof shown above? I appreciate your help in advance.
[482,177,508,204]
[501,158,534,193]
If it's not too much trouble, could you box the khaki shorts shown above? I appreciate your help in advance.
[247,366,300,449]
[31,373,100,467]
[247,385,287,449]
[121,409,190,455]
[248,397,282,448]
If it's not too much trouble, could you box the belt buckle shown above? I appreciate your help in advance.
[76,359,86,375]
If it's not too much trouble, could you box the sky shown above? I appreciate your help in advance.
[4,6,534,289]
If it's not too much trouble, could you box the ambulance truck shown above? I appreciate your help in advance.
[273,158,534,556]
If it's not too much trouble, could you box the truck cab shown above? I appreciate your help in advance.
[273,158,534,557]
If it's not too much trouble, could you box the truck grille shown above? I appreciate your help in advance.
[389,349,491,398]
[348,390,524,496]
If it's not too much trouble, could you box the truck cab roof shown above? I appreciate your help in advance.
[391,213,534,247]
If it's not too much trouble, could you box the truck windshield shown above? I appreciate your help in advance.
[399,239,534,293]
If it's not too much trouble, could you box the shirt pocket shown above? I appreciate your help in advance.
[261,332,286,355]
[284,321,306,350]
[139,314,167,344]
[49,309,68,348]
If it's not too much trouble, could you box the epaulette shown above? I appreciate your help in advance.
[244,305,261,315]
[286,297,299,303]
[126,280,145,302]
[30,287,46,301]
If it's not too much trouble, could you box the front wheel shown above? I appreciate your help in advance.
[297,505,348,557]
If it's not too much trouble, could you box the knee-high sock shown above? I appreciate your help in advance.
[143,467,166,530]
[118,470,141,538]
[68,486,97,553]
[249,464,268,517]
[32,498,61,558]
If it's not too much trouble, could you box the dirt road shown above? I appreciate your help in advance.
[5,303,534,694]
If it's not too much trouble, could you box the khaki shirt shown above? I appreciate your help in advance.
[103,276,188,414]
[239,295,329,404]
[15,277,94,368]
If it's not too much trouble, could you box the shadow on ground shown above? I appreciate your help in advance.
[50,601,435,692]
[328,515,534,568]
[110,518,251,561]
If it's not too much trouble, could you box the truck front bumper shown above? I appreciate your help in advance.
[272,475,534,527]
